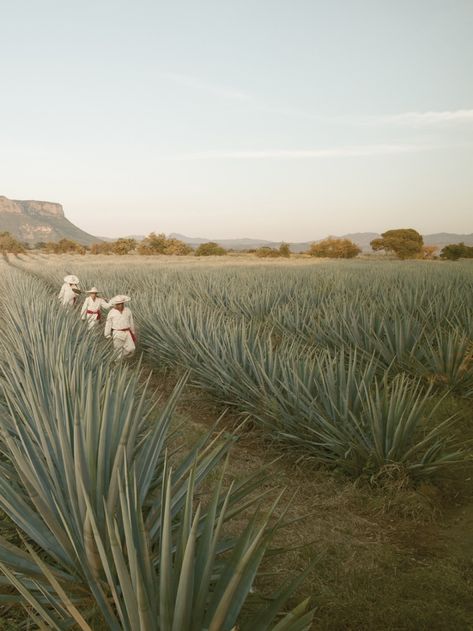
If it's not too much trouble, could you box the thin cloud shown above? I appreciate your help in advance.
[162,72,252,101]
[246,107,473,126]
[158,144,423,161]
[364,109,473,126]
[161,72,325,117]
[162,72,473,129]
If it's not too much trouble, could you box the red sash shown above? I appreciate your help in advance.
[86,309,101,320]
[114,328,137,343]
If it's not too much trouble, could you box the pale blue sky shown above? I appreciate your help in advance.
[1,0,472,240]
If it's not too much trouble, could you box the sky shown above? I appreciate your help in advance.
[0,0,472,241]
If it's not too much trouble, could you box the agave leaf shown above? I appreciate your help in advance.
[21,538,93,631]
[0,560,66,630]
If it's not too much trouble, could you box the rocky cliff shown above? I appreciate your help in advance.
[0,196,98,245]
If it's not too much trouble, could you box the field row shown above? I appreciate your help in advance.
[0,263,314,630]
[13,257,473,479]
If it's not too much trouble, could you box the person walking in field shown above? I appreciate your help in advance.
[104,295,136,357]
[81,287,111,329]
[59,275,80,307]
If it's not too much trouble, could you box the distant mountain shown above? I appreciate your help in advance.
[170,233,275,248]
[170,232,473,253]
[170,232,368,252]
[337,232,381,251]
[423,233,473,248]
[0,196,99,245]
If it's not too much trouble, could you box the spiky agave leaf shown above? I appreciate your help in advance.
[415,328,473,392]
[80,460,314,631]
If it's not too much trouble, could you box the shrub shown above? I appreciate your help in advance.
[111,237,137,255]
[255,246,281,258]
[164,238,193,255]
[138,232,168,254]
[308,237,361,259]
[279,242,291,257]
[90,241,114,254]
[138,232,192,255]
[0,231,25,254]
[440,242,473,261]
[420,245,438,259]
[195,241,227,256]
[45,238,86,254]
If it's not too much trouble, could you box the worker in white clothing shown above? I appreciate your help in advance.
[104,295,136,357]
[59,275,80,307]
[81,287,111,329]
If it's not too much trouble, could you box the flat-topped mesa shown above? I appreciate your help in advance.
[14,199,65,218]
[0,196,22,214]
[0,196,64,217]
[0,194,97,244]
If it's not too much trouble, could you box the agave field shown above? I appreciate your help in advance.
[0,254,472,629]
[18,255,473,477]
[0,261,315,630]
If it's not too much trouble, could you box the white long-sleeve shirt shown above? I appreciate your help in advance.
[58,283,78,307]
[81,296,111,319]
[104,307,135,338]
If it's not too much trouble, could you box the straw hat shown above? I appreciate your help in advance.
[64,274,79,284]
[110,295,131,306]
[86,287,100,294]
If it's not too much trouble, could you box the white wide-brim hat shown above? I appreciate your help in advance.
[110,294,131,306]
[64,275,79,284]
[86,287,100,294]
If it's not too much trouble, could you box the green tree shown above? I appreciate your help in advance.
[0,231,25,254]
[255,246,281,258]
[195,241,227,256]
[46,239,85,254]
[440,242,473,261]
[279,242,291,258]
[111,238,137,255]
[138,232,168,254]
[137,232,192,255]
[308,237,361,259]
[164,238,193,255]
[90,241,114,254]
[370,229,424,259]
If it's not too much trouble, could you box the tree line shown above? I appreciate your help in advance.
[1,229,472,260]
[0,232,227,257]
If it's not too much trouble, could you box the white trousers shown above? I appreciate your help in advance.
[83,313,100,329]
[112,330,136,357]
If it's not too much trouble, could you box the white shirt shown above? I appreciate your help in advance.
[58,283,78,307]
[81,296,110,318]
[104,307,135,338]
